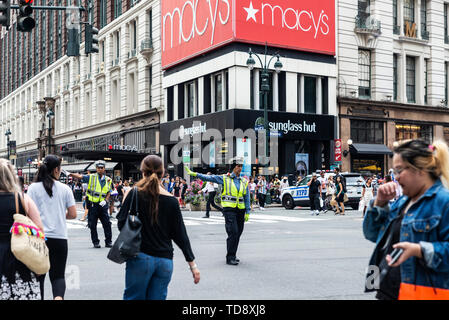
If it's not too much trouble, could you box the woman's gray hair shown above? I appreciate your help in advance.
[0,159,21,193]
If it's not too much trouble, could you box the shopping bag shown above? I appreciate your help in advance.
[10,193,50,275]
[358,198,365,212]
[399,282,449,300]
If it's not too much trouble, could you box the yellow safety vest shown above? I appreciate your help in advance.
[86,174,112,203]
[221,175,248,210]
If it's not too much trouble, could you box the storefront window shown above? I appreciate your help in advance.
[352,158,383,176]
[395,123,433,143]
[215,74,223,112]
[351,120,383,144]
[304,76,316,113]
[444,127,449,145]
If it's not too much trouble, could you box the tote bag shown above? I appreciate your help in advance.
[399,283,449,300]
[107,188,142,264]
[10,193,50,275]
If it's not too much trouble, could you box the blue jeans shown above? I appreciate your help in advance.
[123,253,173,300]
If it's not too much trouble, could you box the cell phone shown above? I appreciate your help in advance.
[389,248,404,265]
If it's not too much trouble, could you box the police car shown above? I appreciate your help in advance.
[281,172,364,210]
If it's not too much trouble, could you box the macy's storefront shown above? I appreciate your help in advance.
[160,109,336,177]
[160,0,338,177]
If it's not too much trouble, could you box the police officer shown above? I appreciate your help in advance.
[69,160,113,248]
[185,159,250,266]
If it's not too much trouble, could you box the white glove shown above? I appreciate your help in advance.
[100,200,107,207]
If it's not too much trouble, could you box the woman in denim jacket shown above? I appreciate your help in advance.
[363,139,449,300]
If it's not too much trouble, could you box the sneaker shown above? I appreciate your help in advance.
[105,243,113,248]
[93,244,101,248]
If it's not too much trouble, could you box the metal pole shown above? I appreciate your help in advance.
[10,5,86,11]
[7,136,9,161]
[48,117,51,156]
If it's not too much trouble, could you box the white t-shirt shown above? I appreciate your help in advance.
[317,177,327,193]
[27,181,76,240]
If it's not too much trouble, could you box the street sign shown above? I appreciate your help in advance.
[334,139,342,163]
[27,157,33,164]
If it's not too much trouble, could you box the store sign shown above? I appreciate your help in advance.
[161,0,335,68]
[334,139,342,163]
[179,123,207,139]
[108,145,139,153]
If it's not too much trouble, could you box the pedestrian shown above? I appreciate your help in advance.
[334,175,345,215]
[326,175,336,212]
[363,139,449,300]
[27,155,77,300]
[80,195,88,222]
[117,155,200,300]
[317,171,327,212]
[296,175,303,186]
[117,180,124,209]
[68,160,113,248]
[257,176,267,211]
[249,177,257,211]
[0,159,44,300]
[361,177,374,217]
[307,172,322,216]
[172,178,181,204]
[180,179,188,209]
[186,159,250,266]
[123,180,131,194]
[199,173,223,218]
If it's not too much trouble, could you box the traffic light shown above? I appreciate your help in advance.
[85,23,99,54]
[18,0,35,32]
[0,0,10,28]
[67,27,80,57]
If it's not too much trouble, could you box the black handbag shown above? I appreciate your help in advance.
[107,187,142,264]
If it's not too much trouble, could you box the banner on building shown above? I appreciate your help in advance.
[295,153,309,176]
[334,139,342,163]
[161,0,336,68]
[237,138,252,178]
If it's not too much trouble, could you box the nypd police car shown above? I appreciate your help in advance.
[281,172,364,210]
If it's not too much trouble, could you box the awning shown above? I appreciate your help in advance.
[61,162,93,172]
[350,143,393,155]
[86,162,119,171]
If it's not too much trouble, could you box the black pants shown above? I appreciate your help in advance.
[258,193,266,208]
[88,203,112,245]
[38,238,68,299]
[223,208,246,260]
[309,193,320,211]
[205,191,222,217]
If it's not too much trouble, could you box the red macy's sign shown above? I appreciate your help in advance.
[161,0,335,69]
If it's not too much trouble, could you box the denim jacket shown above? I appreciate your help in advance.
[363,179,449,291]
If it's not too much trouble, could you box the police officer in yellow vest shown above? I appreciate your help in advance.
[186,159,250,266]
[69,160,113,248]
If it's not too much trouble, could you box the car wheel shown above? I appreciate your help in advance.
[283,194,295,210]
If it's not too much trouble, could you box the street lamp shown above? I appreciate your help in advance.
[246,47,283,168]
[46,109,55,156]
[5,128,11,160]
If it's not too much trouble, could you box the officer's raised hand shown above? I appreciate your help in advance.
[185,165,197,177]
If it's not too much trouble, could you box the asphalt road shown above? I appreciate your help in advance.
[42,205,377,300]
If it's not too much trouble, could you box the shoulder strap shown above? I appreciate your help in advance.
[14,192,28,217]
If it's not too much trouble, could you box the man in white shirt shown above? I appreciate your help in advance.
[199,172,223,218]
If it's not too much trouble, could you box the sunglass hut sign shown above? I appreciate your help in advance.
[161,0,335,68]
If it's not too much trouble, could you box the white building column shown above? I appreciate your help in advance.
[198,76,204,116]
[416,0,422,39]
[299,74,305,113]
[253,69,260,110]
[399,52,406,103]
[417,55,425,105]
[273,72,279,111]
[173,85,179,121]
[328,77,337,116]
[399,0,404,36]
[286,72,297,113]
[230,66,251,109]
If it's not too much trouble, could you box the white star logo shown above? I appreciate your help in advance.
[244,1,259,23]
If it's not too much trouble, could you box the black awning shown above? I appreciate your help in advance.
[350,143,393,155]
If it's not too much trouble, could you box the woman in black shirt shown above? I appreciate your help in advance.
[117,155,200,300]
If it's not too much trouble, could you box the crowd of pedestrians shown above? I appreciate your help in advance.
[2,139,449,301]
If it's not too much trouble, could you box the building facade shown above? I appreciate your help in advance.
[338,0,449,176]
[160,0,338,178]
[0,0,163,181]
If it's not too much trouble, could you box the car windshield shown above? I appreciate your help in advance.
[298,176,311,186]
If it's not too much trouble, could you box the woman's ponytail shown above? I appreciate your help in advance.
[136,155,164,225]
